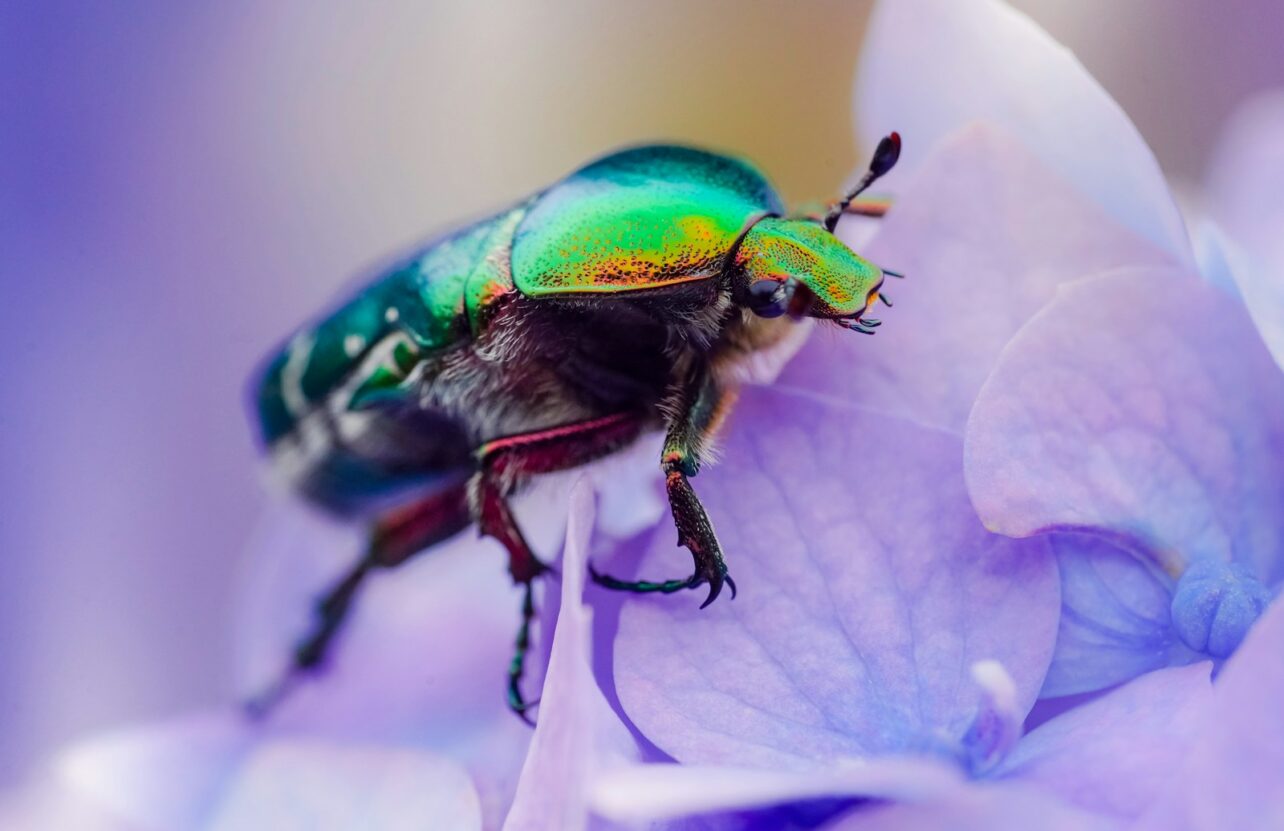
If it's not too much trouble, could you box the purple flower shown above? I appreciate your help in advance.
[9,0,1283,828]
[851,0,1284,694]
[588,282,1218,826]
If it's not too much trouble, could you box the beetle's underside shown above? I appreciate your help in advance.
[251,288,784,719]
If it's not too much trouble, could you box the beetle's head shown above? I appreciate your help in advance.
[730,132,902,333]
[734,218,883,324]
[732,218,887,325]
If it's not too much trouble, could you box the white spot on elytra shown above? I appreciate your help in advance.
[281,333,315,416]
[344,334,366,357]
[385,307,400,323]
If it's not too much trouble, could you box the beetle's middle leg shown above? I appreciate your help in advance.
[589,365,738,608]
[471,412,645,721]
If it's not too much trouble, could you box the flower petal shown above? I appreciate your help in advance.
[206,740,481,831]
[995,663,1212,820]
[1136,598,1284,830]
[1190,220,1250,299]
[0,778,137,831]
[856,0,1191,264]
[1040,533,1199,697]
[57,714,483,831]
[610,387,1058,769]
[1205,90,1284,372]
[503,481,641,831]
[964,268,1284,659]
[784,123,1170,433]
[590,759,962,825]
[57,713,255,831]
[823,782,1115,831]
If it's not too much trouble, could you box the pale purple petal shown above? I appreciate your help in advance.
[995,663,1212,820]
[55,715,482,831]
[206,740,481,831]
[0,779,139,831]
[1190,221,1251,299]
[965,268,1284,661]
[856,0,1191,265]
[1040,533,1198,697]
[56,714,254,831]
[233,499,545,827]
[590,759,962,825]
[783,124,1170,434]
[583,436,668,540]
[611,387,1059,770]
[1136,598,1284,830]
[504,481,642,831]
[1205,90,1284,371]
[824,783,1116,831]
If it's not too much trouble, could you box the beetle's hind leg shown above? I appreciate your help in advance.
[244,485,472,718]
[470,468,551,724]
[472,413,645,722]
[589,365,736,608]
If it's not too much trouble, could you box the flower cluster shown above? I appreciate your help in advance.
[11,0,1282,829]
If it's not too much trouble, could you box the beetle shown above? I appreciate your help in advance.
[247,133,903,721]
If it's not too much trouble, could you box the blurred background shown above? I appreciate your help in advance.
[2,0,1282,787]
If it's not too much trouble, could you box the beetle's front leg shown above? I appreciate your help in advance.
[590,365,738,608]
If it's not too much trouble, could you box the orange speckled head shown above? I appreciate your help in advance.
[733,217,884,320]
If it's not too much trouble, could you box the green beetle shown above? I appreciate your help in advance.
[249,133,903,720]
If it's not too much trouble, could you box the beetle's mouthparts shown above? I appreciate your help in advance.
[839,316,881,335]
[833,282,889,335]
[864,279,886,313]
[870,267,904,310]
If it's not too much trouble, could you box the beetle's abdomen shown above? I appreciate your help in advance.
[251,207,526,514]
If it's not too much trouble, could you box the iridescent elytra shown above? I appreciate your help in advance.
[248,133,903,721]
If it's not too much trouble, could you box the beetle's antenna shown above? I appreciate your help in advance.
[823,132,902,233]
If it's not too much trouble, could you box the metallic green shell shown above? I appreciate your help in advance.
[254,205,526,445]
[257,147,784,445]
[511,145,784,297]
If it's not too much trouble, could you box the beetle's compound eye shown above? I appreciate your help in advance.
[747,279,790,318]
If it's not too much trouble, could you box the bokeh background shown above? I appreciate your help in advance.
[2,0,1282,787]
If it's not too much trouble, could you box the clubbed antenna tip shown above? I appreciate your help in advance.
[869,131,902,178]
[823,131,902,232]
